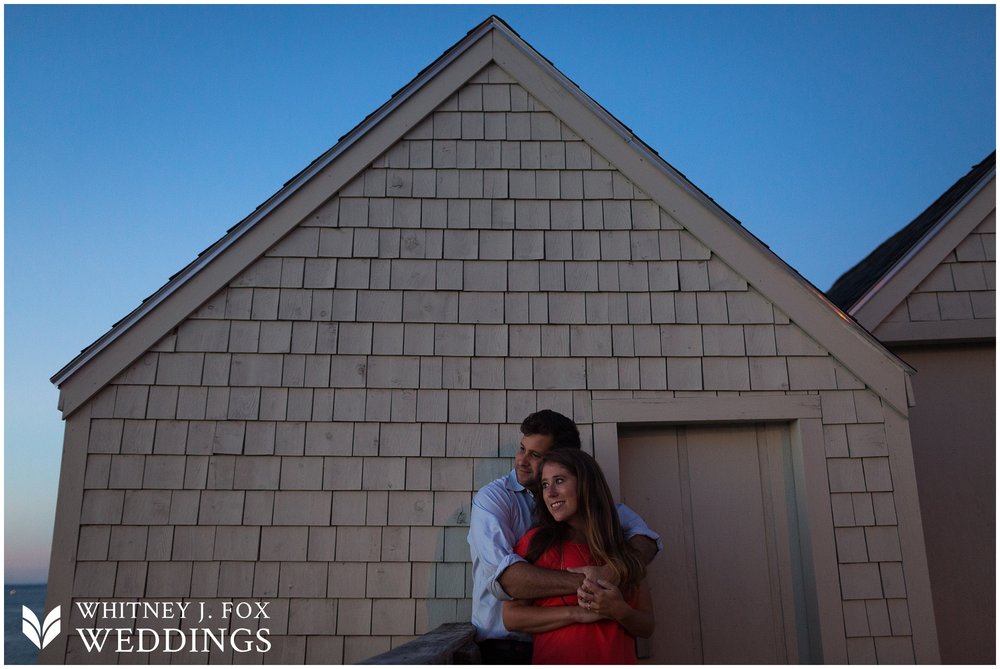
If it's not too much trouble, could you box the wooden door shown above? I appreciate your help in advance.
[619,423,813,664]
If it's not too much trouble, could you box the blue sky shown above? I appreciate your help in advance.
[4,4,995,584]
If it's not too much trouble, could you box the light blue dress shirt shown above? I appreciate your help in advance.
[467,469,663,642]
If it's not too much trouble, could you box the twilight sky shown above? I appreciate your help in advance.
[4,4,995,583]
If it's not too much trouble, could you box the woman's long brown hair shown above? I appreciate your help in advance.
[525,449,645,590]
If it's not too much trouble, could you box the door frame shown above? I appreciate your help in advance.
[591,395,847,664]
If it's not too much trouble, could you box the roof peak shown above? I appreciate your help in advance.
[52,15,914,418]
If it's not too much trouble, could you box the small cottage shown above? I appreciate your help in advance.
[44,17,938,664]
[828,152,995,664]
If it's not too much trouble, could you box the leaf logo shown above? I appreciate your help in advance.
[22,605,61,649]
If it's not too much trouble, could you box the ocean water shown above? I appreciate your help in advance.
[5,584,48,665]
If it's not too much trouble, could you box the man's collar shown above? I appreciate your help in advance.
[505,468,530,494]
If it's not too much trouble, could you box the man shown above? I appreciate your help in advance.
[468,410,661,664]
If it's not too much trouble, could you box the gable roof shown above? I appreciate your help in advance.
[52,15,914,418]
[828,151,996,313]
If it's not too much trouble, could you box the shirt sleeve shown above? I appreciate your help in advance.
[616,502,664,554]
[470,488,527,602]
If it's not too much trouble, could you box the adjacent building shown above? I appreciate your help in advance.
[828,152,995,664]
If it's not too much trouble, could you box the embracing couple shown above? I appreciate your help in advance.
[468,410,660,664]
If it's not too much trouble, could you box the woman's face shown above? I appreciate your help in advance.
[541,462,580,524]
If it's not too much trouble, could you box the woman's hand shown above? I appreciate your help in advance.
[570,605,603,625]
[578,577,656,639]
[577,577,627,621]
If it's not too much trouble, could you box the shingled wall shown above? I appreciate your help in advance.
[878,217,995,327]
[66,63,917,664]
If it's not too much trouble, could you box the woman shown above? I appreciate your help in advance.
[502,449,654,664]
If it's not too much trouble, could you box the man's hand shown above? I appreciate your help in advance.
[567,563,618,604]
[567,564,618,586]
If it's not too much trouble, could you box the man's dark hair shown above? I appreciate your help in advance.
[520,409,581,450]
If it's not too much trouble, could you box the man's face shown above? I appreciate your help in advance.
[514,433,554,487]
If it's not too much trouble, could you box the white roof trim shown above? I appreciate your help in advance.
[848,165,997,317]
[500,22,772,255]
[496,20,905,371]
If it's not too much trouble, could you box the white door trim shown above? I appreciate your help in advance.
[592,394,845,663]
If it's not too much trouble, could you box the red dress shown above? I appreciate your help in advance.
[514,528,637,664]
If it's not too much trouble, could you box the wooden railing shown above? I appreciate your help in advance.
[360,622,481,664]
